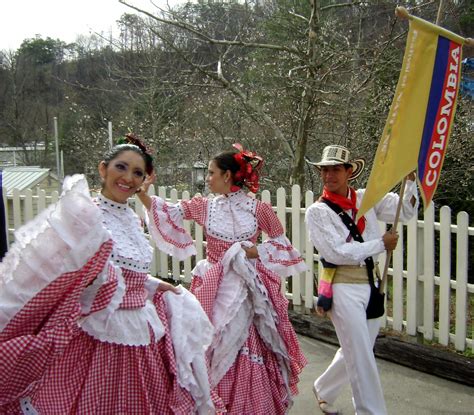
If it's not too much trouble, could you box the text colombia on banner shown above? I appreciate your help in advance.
[417,35,461,207]
[357,13,465,218]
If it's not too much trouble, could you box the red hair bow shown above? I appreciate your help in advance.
[231,143,264,193]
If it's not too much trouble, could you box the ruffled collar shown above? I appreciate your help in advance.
[207,189,258,242]
[97,193,129,212]
[216,189,247,203]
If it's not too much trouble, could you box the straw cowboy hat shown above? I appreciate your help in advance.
[306,145,365,181]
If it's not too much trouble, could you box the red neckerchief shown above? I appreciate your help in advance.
[321,187,366,235]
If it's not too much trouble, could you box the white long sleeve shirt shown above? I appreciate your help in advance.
[305,181,419,266]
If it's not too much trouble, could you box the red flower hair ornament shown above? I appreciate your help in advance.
[124,133,153,158]
[231,143,264,193]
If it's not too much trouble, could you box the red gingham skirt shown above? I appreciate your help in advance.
[0,248,195,415]
[191,259,307,415]
[217,324,290,415]
[1,328,195,415]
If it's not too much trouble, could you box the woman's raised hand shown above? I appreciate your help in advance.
[136,171,156,211]
[138,170,156,194]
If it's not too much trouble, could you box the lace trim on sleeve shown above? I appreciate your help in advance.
[144,275,161,300]
[78,300,165,346]
[146,196,197,261]
[257,235,307,277]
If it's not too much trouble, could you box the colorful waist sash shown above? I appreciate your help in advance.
[317,261,369,311]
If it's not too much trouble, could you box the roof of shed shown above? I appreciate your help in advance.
[0,167,53,194]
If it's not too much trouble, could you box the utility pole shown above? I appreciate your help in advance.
[54,117,61,187]
[108,121,113,148]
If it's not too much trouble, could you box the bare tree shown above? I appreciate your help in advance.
[116,0,426,190]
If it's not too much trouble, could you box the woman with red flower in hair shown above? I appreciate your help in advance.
[138,144,308,414]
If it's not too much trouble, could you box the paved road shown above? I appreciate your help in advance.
[291,335,474,415]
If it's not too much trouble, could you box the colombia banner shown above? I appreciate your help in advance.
[358,9,466,218]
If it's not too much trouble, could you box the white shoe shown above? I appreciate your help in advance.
[312,385,339,414]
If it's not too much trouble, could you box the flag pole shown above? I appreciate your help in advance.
[379,5,424,293]
[377,6,416,291]
[380,177,406,293]
[436,0,445,26]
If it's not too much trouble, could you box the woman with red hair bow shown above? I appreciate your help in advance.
[137,144,307,414]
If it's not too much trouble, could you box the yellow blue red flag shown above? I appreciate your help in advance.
[358,10,466,218]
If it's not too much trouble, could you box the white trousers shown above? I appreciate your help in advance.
[314,283,387,415]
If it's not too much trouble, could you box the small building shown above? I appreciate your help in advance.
[1,166,60,196]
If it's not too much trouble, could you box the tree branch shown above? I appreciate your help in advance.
[146,26,295,158]
[119,1,302,56]
[320,1,363,12]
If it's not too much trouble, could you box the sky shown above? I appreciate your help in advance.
[0,0,177,51]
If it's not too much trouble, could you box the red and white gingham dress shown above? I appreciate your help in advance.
[148,190,308,415]
[0,175,213,415]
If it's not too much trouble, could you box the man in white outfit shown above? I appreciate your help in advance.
[305,145,418,415]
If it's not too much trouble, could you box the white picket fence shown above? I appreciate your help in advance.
[3,185,473,353]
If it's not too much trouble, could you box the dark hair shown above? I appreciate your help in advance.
[103,144,154,175]
[212,151,244,187]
